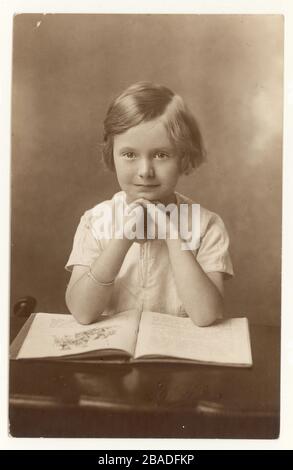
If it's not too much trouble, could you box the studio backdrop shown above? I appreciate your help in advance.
[11,14,283,326]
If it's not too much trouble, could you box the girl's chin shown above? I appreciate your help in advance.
[125,193,157,204]
[125,190,176,205]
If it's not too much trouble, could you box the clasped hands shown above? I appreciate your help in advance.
[112,197,179,244]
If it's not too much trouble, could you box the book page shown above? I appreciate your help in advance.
[134,311,252,366]
[17,310,140,359]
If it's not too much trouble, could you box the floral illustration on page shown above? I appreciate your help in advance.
[53,326,116,351]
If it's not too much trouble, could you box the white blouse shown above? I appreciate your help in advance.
[65,191,234,317]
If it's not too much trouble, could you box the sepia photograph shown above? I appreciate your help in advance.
[5,9,285,443]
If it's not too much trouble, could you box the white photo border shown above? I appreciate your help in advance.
[1,0,292,450]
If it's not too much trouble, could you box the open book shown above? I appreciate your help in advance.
[10,310,253,367]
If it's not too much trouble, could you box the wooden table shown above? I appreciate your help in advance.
[9,317,280,438]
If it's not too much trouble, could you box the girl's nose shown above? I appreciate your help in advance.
[138,158,155,178]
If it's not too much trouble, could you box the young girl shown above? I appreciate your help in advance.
[65,82,233,326]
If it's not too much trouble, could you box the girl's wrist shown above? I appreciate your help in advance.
[111,235,133,249]
[165,235,182,249]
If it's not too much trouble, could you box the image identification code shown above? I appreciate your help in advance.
[97,454,195,466]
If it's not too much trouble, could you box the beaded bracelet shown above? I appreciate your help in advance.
[87,269,115,286]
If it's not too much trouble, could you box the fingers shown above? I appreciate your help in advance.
[125,198,153,215]
[127,198,153,207]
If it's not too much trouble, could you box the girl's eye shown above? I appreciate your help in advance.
[154,152,169,160]
[122,152,136,160]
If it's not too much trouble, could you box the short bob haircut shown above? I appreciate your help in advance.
[102,81,206,174]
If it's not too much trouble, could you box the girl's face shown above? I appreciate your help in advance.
[113,118,181,204]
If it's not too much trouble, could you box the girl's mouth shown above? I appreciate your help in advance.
[134,184,160,188]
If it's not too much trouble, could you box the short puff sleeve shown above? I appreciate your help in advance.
[65,211,103,272]
[196,210,234,279]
